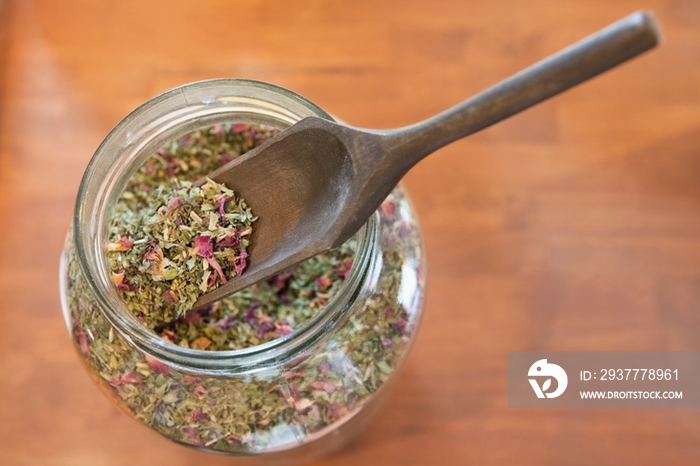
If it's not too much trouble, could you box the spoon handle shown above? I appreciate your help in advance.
[385,11,660,170]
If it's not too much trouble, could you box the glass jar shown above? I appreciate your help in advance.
[59,79,426,461]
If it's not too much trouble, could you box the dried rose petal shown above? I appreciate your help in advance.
[318,362,331,376]
[391,318,407,331]
[180,308,204,324]
[315,276,332,290]
[234,250,248,276]
[210,124,224,138]
[397,221,412,238]
[146,356,170,375]
[217,195,233,217]
[160,329,178,343]
[113,371,142,386]
[213,314,238,330]
[193,236,213,258]
[215,233,240,251]
[257,322,275,339]
[378,201,397,219]
[311,381,336,393]
[111,270,131,291]
[75,330,90,354]
[193,385,208,397]
[246,131,255,146]
[220,153,234,164]
[179,133,192,147]
[275,320,292,335]
[166,155,182,177]
[327,403,349,420]
[165,197,183,216]
[107,237,134,252]
[269,270,293,292]
[188,408,209,423]
[206,256,227,284]
[143,242,163,263]
[334,259,353,279]
[185,427,203,446]
[163,289,175,303]
[283,370,301,380]
[232,123,249,133]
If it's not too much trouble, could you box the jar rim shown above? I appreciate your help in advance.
[72,78,377,373]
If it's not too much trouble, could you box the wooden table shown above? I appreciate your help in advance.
[1,0,699,464]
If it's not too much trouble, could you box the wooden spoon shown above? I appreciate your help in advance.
[194,11,660,308]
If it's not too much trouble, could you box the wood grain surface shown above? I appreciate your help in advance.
[0,0,699,465]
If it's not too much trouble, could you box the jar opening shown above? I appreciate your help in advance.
[73,79,378,372]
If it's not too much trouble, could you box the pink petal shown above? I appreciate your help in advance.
[315,276,332,290]
[217,195,233,217]
[163,289,175,303]
[211,124,224,138]
[215,233,240,250]
[275,321,292,335]
[257,322,275,339]
[246,131,255,146]
[113,371,142,386]
[378,201,397,219]
[146,356,170,375]
[193,236,213,258]
[160,329,178,343]
[206,256,227,284]
[165,197,183,216]
[318,362,330,375]
[108,237,134,252]
[111,270,131,291]
[234,250,249,276]
[166,156,181,177]
[75,331,90,354]
[143,243,163,263]
[311,381,336,393]
[334,259,353,279]
[188,409,209,423]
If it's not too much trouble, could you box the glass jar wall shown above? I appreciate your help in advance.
[59,79,425,460]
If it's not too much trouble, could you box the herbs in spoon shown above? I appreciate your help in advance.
[108,178,256,329]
